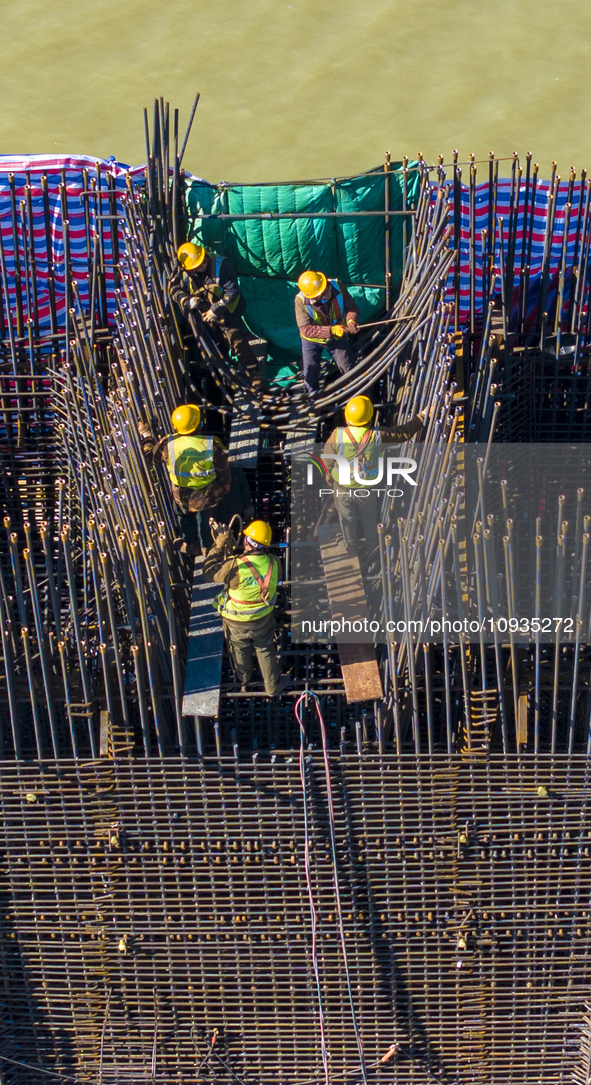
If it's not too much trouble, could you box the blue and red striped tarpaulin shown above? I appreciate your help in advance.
[448,173,588,325]
[0,155,145,339]
[0,155,587,340]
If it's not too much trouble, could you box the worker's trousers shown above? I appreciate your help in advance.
[196,465,253,551]
[177,465,252,552]
[301,337,355,392]
[222,611,282,695]
[334,489,380,556]
[219,313,260,373]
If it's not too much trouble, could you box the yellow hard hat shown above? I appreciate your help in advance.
[243,520,272,547]
[344,395,374,427]
[177,242,206,271]
[171,403,202,434]
[298,270,328,299]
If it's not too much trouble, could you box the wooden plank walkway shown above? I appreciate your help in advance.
[228,388,260,467]
[284,413,318,460]
[317,523,383,703]
[182,392,263,719]
[181,562,224,718]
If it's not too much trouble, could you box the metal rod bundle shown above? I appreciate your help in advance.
[3,114,591,760]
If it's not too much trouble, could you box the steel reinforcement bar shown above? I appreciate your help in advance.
[0,755,589,1084]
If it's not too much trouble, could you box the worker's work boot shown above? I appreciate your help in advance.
[335,531,357,557]
[268,674,292,698]
[224,680,249,693]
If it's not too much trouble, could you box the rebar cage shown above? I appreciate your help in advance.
[3,99,591,1084]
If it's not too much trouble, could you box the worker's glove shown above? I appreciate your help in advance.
[346,319,359,334]
[203,309,217,325]
[331,325,347,338]
[418,403,437,422]
[209,519,230,548]
[187,296,201,312]
[138,422,152,439]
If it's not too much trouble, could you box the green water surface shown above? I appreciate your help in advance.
[1,0,589,182]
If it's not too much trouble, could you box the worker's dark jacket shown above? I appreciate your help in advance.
[203,544,283,594]
[169,255,246,321]
[142,431,231,513]
[295,280,359,342]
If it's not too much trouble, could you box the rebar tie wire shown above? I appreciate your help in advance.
[296,694,329,1085]
[295,691,369,1085]
[191,1028,250,1085]
[0,1054,81,1082]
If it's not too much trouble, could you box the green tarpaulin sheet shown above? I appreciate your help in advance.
[185,166,419,372]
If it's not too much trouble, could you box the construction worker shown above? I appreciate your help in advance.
[323,395,428,557]
[139,403,231,556]
[295,271,359,393]
[169,242,262,385]
[204,520,290,697]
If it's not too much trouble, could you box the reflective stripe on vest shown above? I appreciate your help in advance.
[299,280,345,343]
[332,426,381,484]
[166,434,216,490]
[212,255,223,301]
[212,255,241,314]
[219,553,279,622]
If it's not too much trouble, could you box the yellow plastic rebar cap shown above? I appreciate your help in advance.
[298,270,328,299]
[171,404,202,434]
[243,520,272,547]
[344,396,374,426]
[177,242,207,270]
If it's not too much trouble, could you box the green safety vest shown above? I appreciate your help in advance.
[332,426,382,485]
[218,552,279,622]
[166,434,216,490]
[299,280,345,343]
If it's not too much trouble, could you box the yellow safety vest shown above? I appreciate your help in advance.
[218,553,279,622]
[298,280,345,343]
[166,434,216,490]
[331,426,381,486]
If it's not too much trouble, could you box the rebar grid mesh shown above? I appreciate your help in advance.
[495,346,591,443]
[0,756,589,1084]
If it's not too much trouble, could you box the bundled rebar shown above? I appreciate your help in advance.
[363,154,591,759]
[3,102,591,764]
[0,144,194,759]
